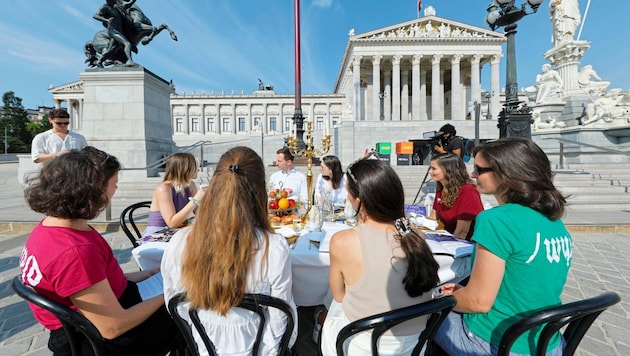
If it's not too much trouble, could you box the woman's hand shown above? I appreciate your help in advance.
[126,267,160,282]
[437,283,461,296]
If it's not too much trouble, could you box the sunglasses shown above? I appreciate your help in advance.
[473,165,494,175]
[52,121,70,126]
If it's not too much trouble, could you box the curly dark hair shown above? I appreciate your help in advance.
[25,146,121,219]
[346,158,439,297]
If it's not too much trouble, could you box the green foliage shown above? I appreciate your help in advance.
[1,91,33,153]
[25,114,52,137]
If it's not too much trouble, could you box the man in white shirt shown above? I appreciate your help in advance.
[269,147,308,203]
[31,109,88,164]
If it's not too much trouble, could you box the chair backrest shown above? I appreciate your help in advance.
[497,292,621,356]
[11,276,108,356]
[168,293,294,356]
[335,296,456,356]
[119,201,151,247]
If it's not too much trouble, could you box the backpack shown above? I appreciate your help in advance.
[458,136,475,162]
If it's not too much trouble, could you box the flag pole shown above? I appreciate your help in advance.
[576,0,591,41]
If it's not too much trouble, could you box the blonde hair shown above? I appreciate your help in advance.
[163,153,198,193]
[181,147,272,315]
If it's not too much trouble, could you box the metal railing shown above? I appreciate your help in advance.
[543,137,630,169]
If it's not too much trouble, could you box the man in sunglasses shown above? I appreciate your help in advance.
[31,109,88,164]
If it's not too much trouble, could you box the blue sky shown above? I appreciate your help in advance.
[1,0,628,110]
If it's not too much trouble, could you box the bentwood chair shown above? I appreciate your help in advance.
[119,201,151,247]
[335,296,456,356]
[168,293,295,356]
[11,276,108,356]
[497,292,621,356]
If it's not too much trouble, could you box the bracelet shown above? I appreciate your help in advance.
[188,197,199,206]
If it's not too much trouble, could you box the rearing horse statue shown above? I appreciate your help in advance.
[85,0,177,68]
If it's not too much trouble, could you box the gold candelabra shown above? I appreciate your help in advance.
[287,120,332,214]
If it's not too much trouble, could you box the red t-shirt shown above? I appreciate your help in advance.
[19,221,128,330]
[432,184,483,240]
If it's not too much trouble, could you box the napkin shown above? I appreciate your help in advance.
[409,214,439,230]
[275,226,297,238]
[303,230,325,242]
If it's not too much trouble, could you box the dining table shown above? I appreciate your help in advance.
[131,222,473,307]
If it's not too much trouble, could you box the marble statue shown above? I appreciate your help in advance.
[85,0,178,68]
[578,65,611,96]
[582,89,630,126]
[549,0,581,47]
[535,64,563,103]
[533,112,566,131]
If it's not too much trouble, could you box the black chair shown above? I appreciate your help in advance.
[119,201,151,247]
[335,296,456,356]
[497,292,621,356]
[168,293,295,356]
[11,276,108,356]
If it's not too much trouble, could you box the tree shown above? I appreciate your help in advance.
[1,91,31,153]
[26,113,52,137]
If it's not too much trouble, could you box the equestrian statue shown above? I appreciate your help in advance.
[85,0,177,68]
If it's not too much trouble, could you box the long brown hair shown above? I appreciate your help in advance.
[346,158,439,297]
[474,138,567,220]
[181,146,272,315]
[432,153,474,207]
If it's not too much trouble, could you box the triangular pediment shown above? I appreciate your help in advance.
[351,15,504,41]
[49,80,83,93]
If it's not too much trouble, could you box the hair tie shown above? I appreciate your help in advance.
[228,165,239,173]
[394,217,412,235]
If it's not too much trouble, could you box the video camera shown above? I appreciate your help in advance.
[422,130,445,147]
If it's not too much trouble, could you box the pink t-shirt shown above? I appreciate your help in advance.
[19,221,128,330]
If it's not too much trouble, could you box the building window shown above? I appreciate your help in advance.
[269,117,277,132]
[332,116,340,127]
[238,117,246,132]
[316,116,324,130]
[207,117,215,132]
[222,117,230,133]
[285,117,293,132]
[176,118,183,132]
[191,117,199,132]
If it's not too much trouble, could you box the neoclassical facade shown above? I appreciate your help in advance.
[49,13,506,164]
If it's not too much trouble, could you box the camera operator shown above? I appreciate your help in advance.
[432,124,463,158]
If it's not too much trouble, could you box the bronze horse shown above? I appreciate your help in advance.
[85,3,177,68]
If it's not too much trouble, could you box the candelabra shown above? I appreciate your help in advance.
[486,0,542,139]
[287,120,331,214]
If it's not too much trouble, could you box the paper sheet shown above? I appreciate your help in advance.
[137,272,164,301]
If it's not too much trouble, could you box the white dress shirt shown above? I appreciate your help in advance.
[269,168,308,203]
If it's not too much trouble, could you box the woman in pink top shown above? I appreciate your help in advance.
[321,158,440,355]
[20,146,180,355]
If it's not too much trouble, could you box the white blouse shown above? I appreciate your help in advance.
[162,228,297,355]
[314,173,348,210]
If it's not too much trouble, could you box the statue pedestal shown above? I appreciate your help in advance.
[534,102,565,123]
[560,94,590,127]
[544,41,590,94]
[79,66,174,181]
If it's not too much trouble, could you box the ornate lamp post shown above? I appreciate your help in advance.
[486,0,542,139]
[288,0,332,214]
[4,124,14,155]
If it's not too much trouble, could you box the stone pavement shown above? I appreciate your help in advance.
[0,162,628,355]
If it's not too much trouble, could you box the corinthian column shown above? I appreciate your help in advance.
[352,56,362,121]
[450,54,462,120]
[411,54,422,120]
[392,55,402,121]
[431,54,443,120]
[372,55,382,121]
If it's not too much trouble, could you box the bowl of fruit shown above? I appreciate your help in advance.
[269,188,300,226]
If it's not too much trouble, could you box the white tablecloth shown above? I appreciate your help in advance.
[132,222,472,307]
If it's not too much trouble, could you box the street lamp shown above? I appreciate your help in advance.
[486,0,542,139]
[378,92,386,120]
[4,124,14,155]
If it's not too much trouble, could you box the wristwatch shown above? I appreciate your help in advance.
[188,197,199,206]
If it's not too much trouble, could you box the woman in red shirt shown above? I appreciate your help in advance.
[428,153,483,239]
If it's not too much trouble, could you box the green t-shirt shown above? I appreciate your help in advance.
[464,203,572,354]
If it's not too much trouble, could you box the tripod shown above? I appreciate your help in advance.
[412,164,431,205]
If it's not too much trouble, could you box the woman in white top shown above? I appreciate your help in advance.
[314,155,348,210]
[161,146,297,355]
